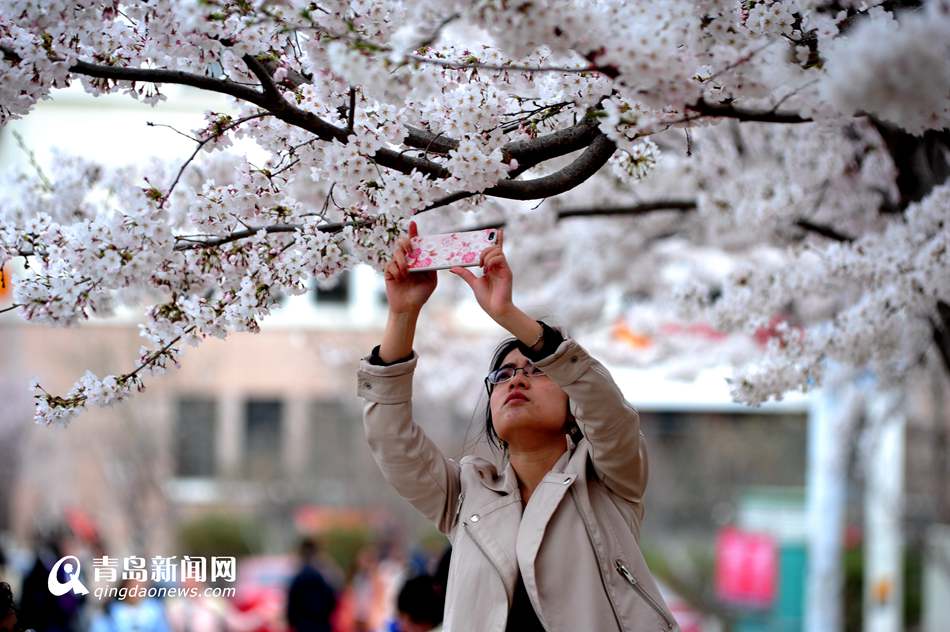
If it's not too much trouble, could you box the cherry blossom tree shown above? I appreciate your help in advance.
[1,0,948,425]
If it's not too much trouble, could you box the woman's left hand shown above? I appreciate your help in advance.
[449,227,513,321]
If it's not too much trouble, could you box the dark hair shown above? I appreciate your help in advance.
[432,546,451,594]
[396,575,443,627]
[0,581,15,622]
[483,336,581,452]
[298,536,319,560]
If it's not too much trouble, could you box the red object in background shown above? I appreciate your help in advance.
[234,555,295,632]
[658,322,729,341]
[64,507,100,543]
[715,527,778,608]
[612,319,653,349]
[753,314,804,349]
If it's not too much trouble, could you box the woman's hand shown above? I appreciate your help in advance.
[384,220,437,315]
[449,227,514,321]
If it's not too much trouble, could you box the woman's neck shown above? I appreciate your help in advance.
[509,438,567,505]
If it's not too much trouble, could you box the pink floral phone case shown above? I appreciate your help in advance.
[407,228,499,272]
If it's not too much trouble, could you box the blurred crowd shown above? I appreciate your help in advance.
[0,531,449,632]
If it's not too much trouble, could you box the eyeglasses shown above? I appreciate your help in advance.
[485,363,546,387]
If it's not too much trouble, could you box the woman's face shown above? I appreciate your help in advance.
[489,348,569,448]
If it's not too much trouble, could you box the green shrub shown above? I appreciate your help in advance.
[319,525,375,574]
[176,513,263,558]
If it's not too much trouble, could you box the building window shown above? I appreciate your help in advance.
[312,271,349,305]
[308,399,356,479]
[245,399,284,479]
[174,397,217,478]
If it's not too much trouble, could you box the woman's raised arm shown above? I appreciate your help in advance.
[522,322,648,507]
[356,221,462,535]
[378,220,435,361]
[452,229,647,508]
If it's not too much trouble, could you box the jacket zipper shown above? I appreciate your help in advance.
[462,520,511,610]
[569,487,626,631]
[614,559,675,630]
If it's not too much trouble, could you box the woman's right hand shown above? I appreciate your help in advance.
[384,220,437,314]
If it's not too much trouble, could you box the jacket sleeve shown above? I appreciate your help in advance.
[524,322,648,505]
[356,349,462,535]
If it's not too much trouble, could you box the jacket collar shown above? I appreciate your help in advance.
[475,459,518,494]
[475,438,586,495]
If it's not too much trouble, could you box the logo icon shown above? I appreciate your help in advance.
[48,556,90,596]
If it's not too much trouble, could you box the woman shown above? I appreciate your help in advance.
[356,222,679,632]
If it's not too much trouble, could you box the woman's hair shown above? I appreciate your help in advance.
[483,336,582,451]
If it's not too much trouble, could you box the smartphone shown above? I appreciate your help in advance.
[406,228,498,272]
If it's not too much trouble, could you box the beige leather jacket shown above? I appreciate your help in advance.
[356,326,679,632]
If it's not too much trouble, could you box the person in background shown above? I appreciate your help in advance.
[1,582,18,632]
[394,576,442,632]
[18,529,84,632]
[430,548,450,608]
[90,578,170,632]
[371,542,405,632]
[166,576,271,632]
[286,538,337,632]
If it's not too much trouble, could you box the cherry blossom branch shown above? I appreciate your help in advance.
[254,60,608,182]
[171,197,695,251]
[793,219,854,242]
[34,325,195,415]
[66,55,827,231]
[69,60,267,105]
[870,118,950,209]
[0,303,21,315]
[251,53,606,171]
[495,133,617,198]
[449,200,699,231]
[247,56,602,186]
[402,118,602,172]
[141,188,868,262]
[68,56,686,208]
[556,199,697,218]
[172,214,386,250]
[242,61,617,198]
[242,54,282,101]
[174,223,304,250]
[703,41,778,84]
[346,87,356,133]
[125,327,195,383]
[144,121,199,142]
[69,58,455,180]
[422,132,617,211]
[497,100,573,133]
[11,131,53,192]
[156,111,272,208]
[448,200,858,246]
[686,98,813,124]
[402,54,610,76]
[292,23,613,76]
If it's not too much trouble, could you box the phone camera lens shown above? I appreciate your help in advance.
[489,231,495,240]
